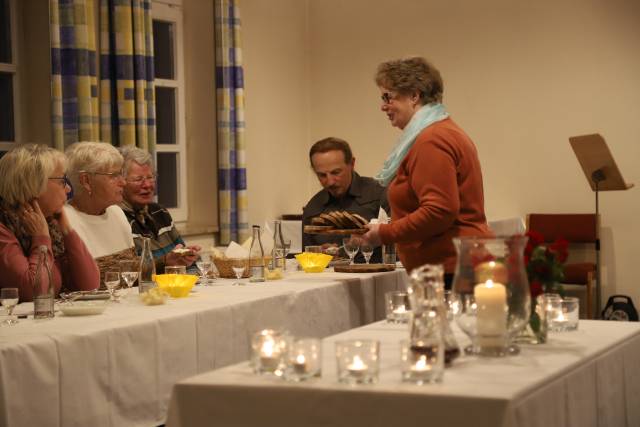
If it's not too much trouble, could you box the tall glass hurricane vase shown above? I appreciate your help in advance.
[452,236,530,356]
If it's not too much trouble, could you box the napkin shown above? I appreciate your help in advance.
[225,241,249,259]
[369,207,390,224]
[240,223,274,255]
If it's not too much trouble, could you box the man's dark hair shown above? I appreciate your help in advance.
[309,137,353,167]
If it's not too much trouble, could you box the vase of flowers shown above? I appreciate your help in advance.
[517,230,568,344]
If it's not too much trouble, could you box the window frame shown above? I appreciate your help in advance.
[152,0,187,221]
[0,0,21,150]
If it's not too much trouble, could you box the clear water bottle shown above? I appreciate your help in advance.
[33,245,55,319]
[249,225,265,282]
[139,237,157,293]
[271,220,286,271]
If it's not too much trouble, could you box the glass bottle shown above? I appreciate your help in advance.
[408,264,460,365]
[139,237,157,293]
[271,220,286,271]
[249,225,265,282]
[33,245,55,319]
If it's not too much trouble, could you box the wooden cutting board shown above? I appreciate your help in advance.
[334,263,396,273]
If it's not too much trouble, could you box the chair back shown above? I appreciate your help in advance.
[527,214,598,243]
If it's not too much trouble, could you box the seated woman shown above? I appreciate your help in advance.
[64,142,137,274]
[0,144,99,301]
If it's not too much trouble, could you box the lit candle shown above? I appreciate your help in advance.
[392,305,408,315]
[411,356,431,372]
[474,280,507,347]
[347,355,368,378]
[259,339,280,371]
[292,354,308,374]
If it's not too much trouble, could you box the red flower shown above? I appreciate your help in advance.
[525,229,567,294]
[550,238,569,263]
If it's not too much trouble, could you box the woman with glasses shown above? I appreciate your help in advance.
[362,57,492,287]
[0,144,99,301]
[64,142,137,274]
[118,146,201,272]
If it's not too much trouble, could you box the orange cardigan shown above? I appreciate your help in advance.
[378,118,492,273]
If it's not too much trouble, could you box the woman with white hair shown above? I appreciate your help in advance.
[0,144,99,301]
[64,142,137,272]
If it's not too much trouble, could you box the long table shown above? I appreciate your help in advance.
[0,269,407,427]
[167,320,640,427]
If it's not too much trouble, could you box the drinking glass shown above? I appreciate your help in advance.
[231,258,248,286]
[1,288,19,326]
[196,260,213,285]
[165,265,187,275]
[104,271,121,302]
[360,242,374,264]
[119,260,139,296]
[342,237,359,265]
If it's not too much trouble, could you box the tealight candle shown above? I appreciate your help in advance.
[336,339,379,384]
[259,340,280,370]
[251,329,287,375]
[347,355,368,378]
[474,280,508,353]
[292,354,308,375]
[284,338,321,381]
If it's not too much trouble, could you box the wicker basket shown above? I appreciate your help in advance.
[213,257,271,279]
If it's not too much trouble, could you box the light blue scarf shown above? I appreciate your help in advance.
[375,103,449,186]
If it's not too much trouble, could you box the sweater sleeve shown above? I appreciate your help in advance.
[380,134,460,244]
[61,230,100,292]
[0,224,56,302]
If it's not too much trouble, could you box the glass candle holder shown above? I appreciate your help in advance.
[400,339,444,384]
[251,329,288,376]
[385,291,411,324]
[550,297,580,331]
[284,338,322,382]
[335,339,379,385]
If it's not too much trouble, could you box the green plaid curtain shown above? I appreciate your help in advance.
[99,0,156,150]
[215,0,248,244]
[50,0,100,150]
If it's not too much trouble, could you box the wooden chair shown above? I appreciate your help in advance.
[526,214,598,318]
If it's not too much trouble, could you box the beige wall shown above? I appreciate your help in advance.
[242,0,640,305]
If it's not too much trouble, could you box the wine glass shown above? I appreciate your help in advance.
[1,288,19,325]
[104,271,121,302]
[360,242,374,264]
[196,260,213,286]
[342,237,359,265]
[231,258,248,286]
[119,260,139,297]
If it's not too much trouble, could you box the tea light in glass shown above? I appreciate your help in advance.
[284,338,322,382]
[385,291,411,324]
[251,329,287,376]
[550,297,579,331]
[335,339,379,384]
[400,339,444,384]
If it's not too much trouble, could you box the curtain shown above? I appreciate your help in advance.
[99,0,155,150]
[215,0,248,244]
[50,0,100,150]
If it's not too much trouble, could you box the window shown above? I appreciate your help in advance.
[152,0,187,221]
[0,0,19,155]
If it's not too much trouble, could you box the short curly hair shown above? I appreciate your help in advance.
[375,57,443,105]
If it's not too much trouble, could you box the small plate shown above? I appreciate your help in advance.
[59,301,107,316]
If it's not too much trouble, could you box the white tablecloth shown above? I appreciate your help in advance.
[0,269,407,427]
[167,320,640,427]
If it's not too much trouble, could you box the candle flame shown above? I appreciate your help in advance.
[262,340,275,357]
[485,279,494,288]
[349,355,366,370]
[295,354,306,364]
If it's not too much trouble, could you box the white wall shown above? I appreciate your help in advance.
[242,0,640,306]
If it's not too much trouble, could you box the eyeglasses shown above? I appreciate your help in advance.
[126,174,158,185]
[49,175,71,188]
[82,170,125,181]
[380,92,397,104]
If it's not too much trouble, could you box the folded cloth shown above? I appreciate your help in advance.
[224,242,249,259]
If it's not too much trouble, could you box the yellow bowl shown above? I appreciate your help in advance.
[153,274,198,298]
[295,253,333,273]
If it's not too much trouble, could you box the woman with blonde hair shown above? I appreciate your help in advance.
[0,144,99,301]
[64,142,137,272]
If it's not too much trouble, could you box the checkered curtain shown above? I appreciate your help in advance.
[99,0,156,151]
[215,0,248,244]
[50,0,100,150]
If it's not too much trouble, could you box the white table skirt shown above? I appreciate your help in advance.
[0,269,407,427]
[167,320,640,427]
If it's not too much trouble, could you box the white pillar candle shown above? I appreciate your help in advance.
[474,280,507,347]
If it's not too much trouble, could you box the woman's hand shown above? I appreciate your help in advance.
[165,244,201,267]
[21,200,49,238]
[361,223,382,247]
[52,205,72,235]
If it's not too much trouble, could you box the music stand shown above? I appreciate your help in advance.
[569,133,634,317]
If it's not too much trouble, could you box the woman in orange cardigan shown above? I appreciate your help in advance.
[362,57,492,287]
